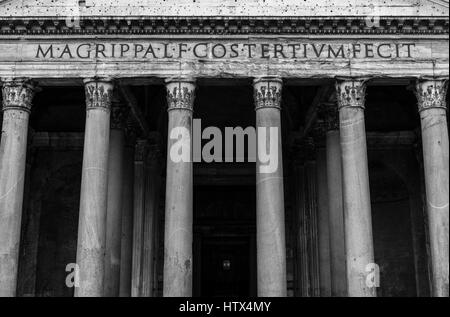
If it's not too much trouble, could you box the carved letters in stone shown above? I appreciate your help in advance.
[335,79,367,109]
[2,79,35,112]
[415,79,448,112]
[253,78,282,110]
[84,80,114,111]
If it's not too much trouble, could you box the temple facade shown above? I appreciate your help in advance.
[0,0,448,297]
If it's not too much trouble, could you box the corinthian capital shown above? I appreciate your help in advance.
[253,77,283,110]
[415,78,448,112]
[1,78,35,112]
[335,78,367,110]
[84,78,114,111]
[166,78,196,111]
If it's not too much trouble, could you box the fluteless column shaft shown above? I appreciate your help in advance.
[75,79,113,297]
[0,78,35,297]
[163,78,196,297]
[415,78,449,297]
[336,78,375,297]
[254,77,287,297]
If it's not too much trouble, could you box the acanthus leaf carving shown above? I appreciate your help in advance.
[2,79,35,112]
[335,79,367,110]
[254,78,282,110]
[84,79,114,111]
[166,80,196,112]
[415,79,448,112]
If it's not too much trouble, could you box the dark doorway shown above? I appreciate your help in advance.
[193,184,257,297]
[201,236,251,296]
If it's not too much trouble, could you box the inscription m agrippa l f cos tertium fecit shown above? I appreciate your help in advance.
[34,41,417,60]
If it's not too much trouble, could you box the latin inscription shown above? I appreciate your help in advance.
[35,42,416,60]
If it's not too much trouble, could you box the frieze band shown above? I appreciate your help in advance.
[35,42,417,61]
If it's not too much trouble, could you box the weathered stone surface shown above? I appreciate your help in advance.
[415,78,449,297]
[119,144,135,297]
[326,130,348,297]
[0,78,34,297]
[1,0,447,17]
[336,78,376,297]
[104,119,126,297]
[0,38,447,80]
[254,77,287,297]
[163,78,195,297]
[75,79,113,297]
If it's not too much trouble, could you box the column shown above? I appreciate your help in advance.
[141,143,161,297]
[0,78,35,296]
[152,147,162,297]
[153,210,161,297]
[104,100,129,296]
[131,139,147,297]
[17,144,39,297]
[75,78,113,297]
[415,78,449,297]
[254,77,287,297]
[315,143,332,297]
[336,78,375,297]
[119,128,136,297]
[322,103,347,297]
[305,142,320,297]
[163,78,196,297]
[293,160,309,296]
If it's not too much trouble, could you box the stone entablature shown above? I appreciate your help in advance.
[0,36,448,79]
[0,3,447,81]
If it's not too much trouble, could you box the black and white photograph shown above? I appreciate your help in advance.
[0,0,448,306]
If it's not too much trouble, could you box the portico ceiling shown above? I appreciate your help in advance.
[0,0,448,18]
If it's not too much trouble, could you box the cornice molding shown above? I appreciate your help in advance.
[0,16,447,35]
